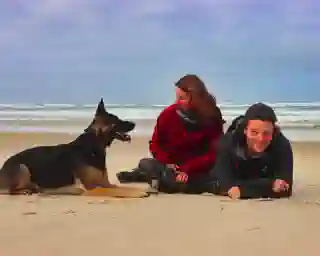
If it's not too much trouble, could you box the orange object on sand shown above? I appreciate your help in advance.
[82,186,149,198]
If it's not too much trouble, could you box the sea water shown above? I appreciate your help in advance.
[0,102,320,141]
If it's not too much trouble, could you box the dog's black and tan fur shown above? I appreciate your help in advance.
[0,99,148,198]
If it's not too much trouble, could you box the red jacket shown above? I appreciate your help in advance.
[149,104,223,175]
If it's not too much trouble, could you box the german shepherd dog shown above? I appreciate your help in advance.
[0,99,149,198]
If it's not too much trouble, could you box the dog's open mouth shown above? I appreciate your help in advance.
[115,132,131,142]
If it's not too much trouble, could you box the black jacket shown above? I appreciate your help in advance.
[213,120,293,199]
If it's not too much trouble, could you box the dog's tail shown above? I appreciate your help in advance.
[0,167,9,193]
[0,164,32,194]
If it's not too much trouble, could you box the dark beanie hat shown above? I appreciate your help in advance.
[244,103,277,123]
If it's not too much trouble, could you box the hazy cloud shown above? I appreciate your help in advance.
[0,0,319,103]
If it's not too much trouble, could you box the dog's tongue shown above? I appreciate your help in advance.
[116,132,131,142]
[122,134,131,142]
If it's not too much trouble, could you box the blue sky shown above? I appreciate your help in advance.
[0,0,319,105]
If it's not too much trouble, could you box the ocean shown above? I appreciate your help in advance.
[0,102,320,141]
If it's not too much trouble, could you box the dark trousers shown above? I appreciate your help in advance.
[138,158,216,194]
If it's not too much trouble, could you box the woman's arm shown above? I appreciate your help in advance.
[149,106,177,164]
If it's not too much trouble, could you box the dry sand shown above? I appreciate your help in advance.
[0,132,320,256]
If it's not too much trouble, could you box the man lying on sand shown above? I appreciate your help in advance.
[213,103,293,199]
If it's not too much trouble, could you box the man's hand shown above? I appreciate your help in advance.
[228,186,241,199]
[272,179,289,193]
[175,171,188,184]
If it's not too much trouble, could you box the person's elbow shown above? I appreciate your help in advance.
[149,142,161,160]
[212,165,234,192]
[148,140,156,156]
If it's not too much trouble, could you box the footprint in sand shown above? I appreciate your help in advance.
[22,211,37,215]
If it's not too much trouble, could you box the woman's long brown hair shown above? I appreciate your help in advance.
[175,74,225,124]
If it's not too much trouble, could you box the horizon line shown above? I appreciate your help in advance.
[0,101,320,107]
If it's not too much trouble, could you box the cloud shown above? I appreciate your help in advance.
[1,0,319,56]
[0,0,319,103]
[0,0,103,47]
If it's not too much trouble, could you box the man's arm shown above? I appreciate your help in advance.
[214,134,293,199]
[271,134,294,196]
[236,179,275,199]
[212,135,238,193]
[273,135,293,184]
[213,136,276,198]
[237,134,293,199]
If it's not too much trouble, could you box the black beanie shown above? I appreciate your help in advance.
[244,103,277,123]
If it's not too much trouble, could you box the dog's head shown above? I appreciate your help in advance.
[85,98,136,147]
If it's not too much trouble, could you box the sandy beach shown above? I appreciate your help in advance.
[0,132,320,255]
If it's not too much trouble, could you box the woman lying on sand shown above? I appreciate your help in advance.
[117,74,224,194]
[214,103,293,199]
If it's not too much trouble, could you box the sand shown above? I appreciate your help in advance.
[0,132,320,255]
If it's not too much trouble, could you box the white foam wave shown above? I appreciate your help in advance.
[0,101,319,109]
[1,102,320,128]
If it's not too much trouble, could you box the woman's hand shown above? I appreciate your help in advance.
[175,171,188,183]
[228,186,241,199]
[166,164,188,183]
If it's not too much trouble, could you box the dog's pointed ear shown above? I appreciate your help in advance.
[95,98,106,116]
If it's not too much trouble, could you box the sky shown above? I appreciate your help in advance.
[0,0,319,105]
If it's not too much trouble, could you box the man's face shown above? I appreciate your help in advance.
[244,120,274,153]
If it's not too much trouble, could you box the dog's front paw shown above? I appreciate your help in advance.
[29,183,42,193]
[71,187,86,195]
[41,186,85,195]
[10,188,34,195]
